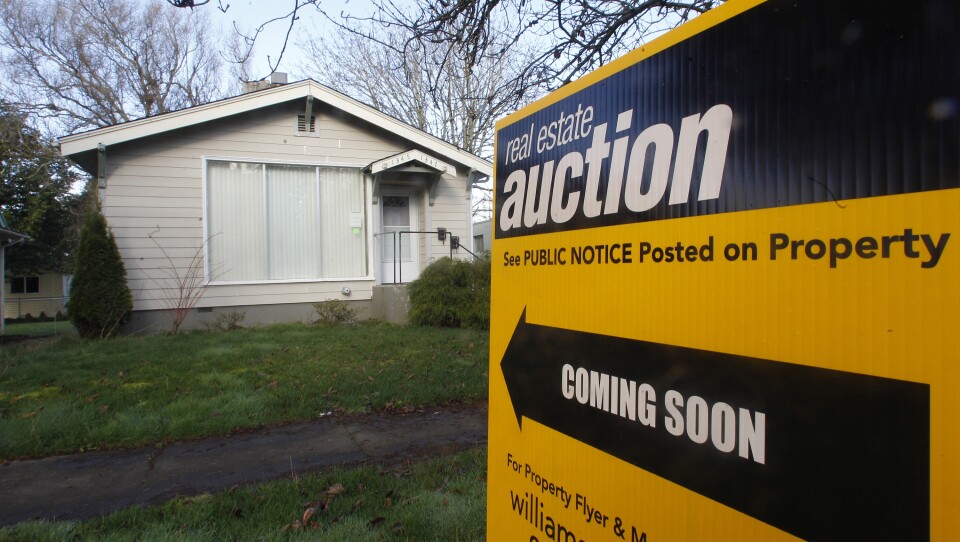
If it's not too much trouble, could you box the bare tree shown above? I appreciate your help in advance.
[0,0,227,132]
[169,0,720,94]
[298,25,525,158]
[217,0,320,82]
[145,233,217,335]
[298,25,527,217]
[350,0,722,91]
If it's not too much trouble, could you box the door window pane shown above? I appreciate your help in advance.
[382,196,411,261]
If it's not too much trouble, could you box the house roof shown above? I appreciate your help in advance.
[58,79,492,177]
[0,214,28,244]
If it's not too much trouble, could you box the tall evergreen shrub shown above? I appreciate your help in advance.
[408,256,490,329]
[66,209,132,338]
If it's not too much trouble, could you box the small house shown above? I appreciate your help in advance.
[59,79,491,332]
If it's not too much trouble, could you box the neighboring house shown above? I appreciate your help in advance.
[472,218,492,254]
[0,214,29,334]
[3,272,72,321]
[59,79,491,333]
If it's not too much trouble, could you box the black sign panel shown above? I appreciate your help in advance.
[500,311,930,541]
[494,0,960,238]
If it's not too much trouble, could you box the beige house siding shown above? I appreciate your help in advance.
[99,100,472,314]
[3,273,68,319]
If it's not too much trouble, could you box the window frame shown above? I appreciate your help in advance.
[10,276,40,295]
[202,156,374,286]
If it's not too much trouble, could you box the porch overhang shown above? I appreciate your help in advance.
[365,150,457,207]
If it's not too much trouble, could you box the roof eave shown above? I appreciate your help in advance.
[59,79,493,176]
[0,228,29,244]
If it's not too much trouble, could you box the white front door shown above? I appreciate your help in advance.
[380,190,420,283]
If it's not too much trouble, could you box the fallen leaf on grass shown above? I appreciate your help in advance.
[326,483,345,495]
[302,506,316,523]
[98,405,109,413]
[367,516,386,527]
[19,411,38,419]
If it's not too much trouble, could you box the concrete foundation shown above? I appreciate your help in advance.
[121,286,412,334]
[122,299,374,335]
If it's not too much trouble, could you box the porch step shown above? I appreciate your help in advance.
[371,284,411,325]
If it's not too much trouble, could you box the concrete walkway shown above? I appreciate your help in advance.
[0,403,487,526]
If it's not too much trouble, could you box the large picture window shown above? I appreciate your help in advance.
[206,160,366,282]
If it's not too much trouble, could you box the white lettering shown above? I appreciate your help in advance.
[499,103,733,232]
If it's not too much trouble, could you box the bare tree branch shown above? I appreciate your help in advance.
[0,0,227,133]
[335,0,721,92]
[219,0,321,82]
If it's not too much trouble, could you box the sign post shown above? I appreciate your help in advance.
[487,0,958,540]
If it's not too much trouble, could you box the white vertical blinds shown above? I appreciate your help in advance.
[319,167,366,278]
[206,160,366,282]
[267,164,320,280]
[208,161,266,281]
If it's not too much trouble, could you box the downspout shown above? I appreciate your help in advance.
[97,143,107,207]
[467,169,475,253]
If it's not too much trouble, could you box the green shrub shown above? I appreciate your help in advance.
[66,210,132,338]
[408,256,490,329]
[313,299,357,325]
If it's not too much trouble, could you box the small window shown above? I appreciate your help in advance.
[297,115,316,134]
[10,276,40,294]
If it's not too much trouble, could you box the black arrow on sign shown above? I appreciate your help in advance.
[500,310,928,542]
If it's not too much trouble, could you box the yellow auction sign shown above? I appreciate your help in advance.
[487,0,958,540]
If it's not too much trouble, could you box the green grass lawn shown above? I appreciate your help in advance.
[3,320,77,337]
[0,321,488,459]
[0,448,487,541]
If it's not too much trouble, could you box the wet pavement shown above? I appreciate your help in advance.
[0,402,487,525]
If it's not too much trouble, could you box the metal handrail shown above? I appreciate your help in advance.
[374,229,474,284]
